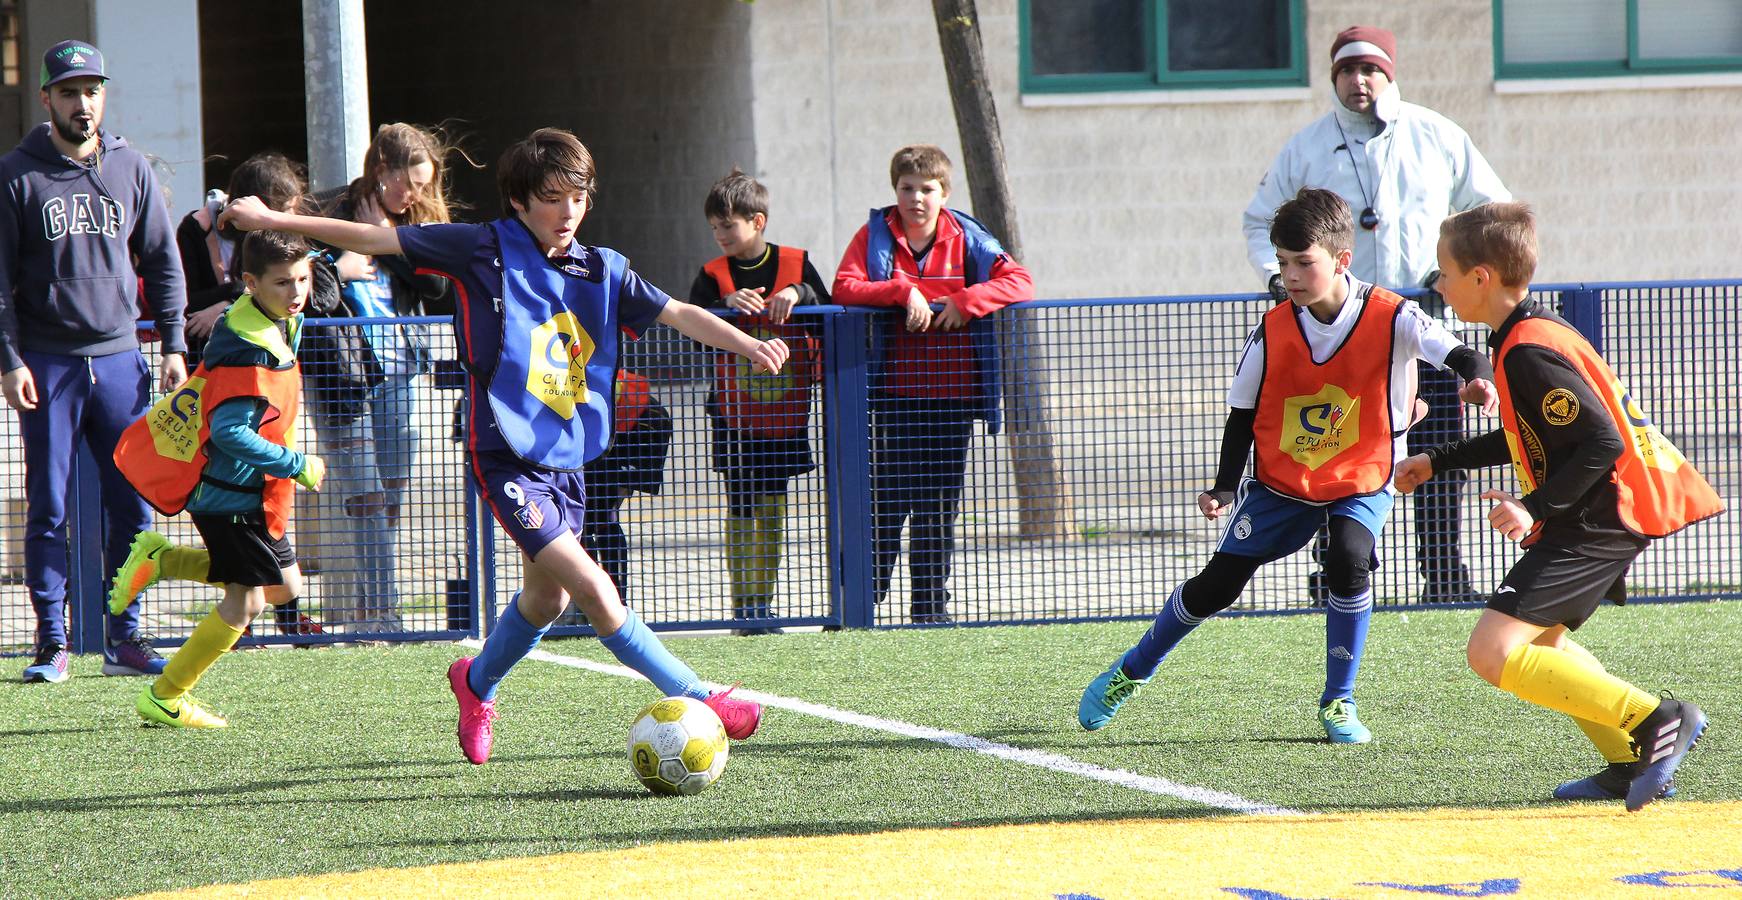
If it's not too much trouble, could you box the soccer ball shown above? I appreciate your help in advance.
[626,696,729,795]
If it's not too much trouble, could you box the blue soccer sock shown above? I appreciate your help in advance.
[468,595,548,701]
[598,608,706,700]
[1120,583,1204,681]
[1322,588,1373,706]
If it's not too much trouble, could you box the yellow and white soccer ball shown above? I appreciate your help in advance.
[627,696,729,796]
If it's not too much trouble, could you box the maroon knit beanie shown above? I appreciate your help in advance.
[1330,26,1396,80]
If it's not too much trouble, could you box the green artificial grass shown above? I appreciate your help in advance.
[1,601,1735,899]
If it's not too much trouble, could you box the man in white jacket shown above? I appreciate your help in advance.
[1242,25,1511,605]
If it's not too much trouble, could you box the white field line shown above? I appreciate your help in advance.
[466,640,1303,816]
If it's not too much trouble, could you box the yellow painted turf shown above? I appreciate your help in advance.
[142,802,1742,898]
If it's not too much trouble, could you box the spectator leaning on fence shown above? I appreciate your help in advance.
[832,144,1033,625]
[309,122,457,633]
[1242,25,1511,606]
[0,40,188,684]
[1395,202,1722,810]
[221,127,780,763]
[1080,189,1497,745]
[688,168,831,636]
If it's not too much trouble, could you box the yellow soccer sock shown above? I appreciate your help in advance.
[1560,638,1638,763]
[161,545,216,585]
[725,514,756,612]
[153,610,244,700]
[751,495,787,602]
[1498,642,1661,732]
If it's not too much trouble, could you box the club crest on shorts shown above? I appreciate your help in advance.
[515,503,545,531]
[1233,516,1253,540]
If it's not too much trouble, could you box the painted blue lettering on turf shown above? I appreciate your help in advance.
[1054,894,1107,900]
[1356,879,1520,896]
[1221,890,1339,900]
[1617,868,1742,888]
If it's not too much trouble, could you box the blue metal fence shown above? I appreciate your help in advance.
[3,280,1736,655]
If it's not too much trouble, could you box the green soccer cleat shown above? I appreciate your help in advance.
[1319,697,1372,744]
[1078,663,1149,731]
[137,686,228,729]
[110,531,171,616]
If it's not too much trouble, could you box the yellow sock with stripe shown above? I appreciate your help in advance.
[1498,642,1661,732]
[161,545,217,585]
[152,610,243,701]
[1558,638,1639,764]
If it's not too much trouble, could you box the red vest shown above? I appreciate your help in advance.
[1253,287,1402,502]
[113,363,302,538]
[1496,316,1723,541]
[704,246,819,438]
[613,369,652,434]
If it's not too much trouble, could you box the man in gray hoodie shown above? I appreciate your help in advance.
[0,40,188,683]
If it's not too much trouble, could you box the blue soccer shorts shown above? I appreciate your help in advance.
[470,448,588,558]
[1216,478,1394,562]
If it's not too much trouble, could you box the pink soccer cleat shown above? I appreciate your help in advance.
[447,657,498,765]
[703,684,763,740]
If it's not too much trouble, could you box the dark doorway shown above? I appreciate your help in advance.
[198,0,307,198]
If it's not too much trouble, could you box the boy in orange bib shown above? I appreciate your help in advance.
[1395,202,1722,810]
[1079,189,1497,743]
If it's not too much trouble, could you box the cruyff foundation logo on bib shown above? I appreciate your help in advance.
[1280,385,1359,471]
[148,377,207,462]
[1620,389,1690,473]
[526,312,595,419]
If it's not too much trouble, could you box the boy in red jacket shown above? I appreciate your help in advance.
[832,144,1033,623]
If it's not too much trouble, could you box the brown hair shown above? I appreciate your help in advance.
[241,229,311,278]
[889,144,952,194]
[1439,202,1538,287]
[348,122,458,225]
[227,152,309,216]
[497,128,596,218]
[704,167,769,222]
[1269,188,1353,256]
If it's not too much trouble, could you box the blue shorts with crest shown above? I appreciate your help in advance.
[1217,478,1394,561]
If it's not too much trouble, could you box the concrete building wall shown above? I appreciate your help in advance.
[748,0,1742,297]
[91,0,204,211]
[364,0,756,297]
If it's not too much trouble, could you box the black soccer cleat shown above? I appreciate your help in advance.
[1625,696,1706,812]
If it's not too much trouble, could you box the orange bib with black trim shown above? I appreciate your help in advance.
[113,363,302,538]
[1253,287,1402,502]
[704,246,820,438]
[1496,316,1722,541]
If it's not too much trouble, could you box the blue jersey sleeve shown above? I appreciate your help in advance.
[619,268,672,337]
[395,222,487,277]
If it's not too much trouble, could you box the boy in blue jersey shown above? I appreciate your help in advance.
[222,129,787,763]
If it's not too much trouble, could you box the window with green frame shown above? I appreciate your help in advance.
[1495,0,1742,78]
[1020,0,1305,93]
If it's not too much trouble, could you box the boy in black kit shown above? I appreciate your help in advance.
[1396,202,1723,810]
[688,169,830,635]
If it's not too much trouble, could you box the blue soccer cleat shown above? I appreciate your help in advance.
[1552,762,1676,802]
[1319,697,1372,744]
[1078,662,1148,731]
[1626,697,1706,812]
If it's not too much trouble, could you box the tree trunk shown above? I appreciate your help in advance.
[931,0,1075,540]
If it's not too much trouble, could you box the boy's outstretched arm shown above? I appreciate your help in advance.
[218,196,403,258]
[658,300,789,375]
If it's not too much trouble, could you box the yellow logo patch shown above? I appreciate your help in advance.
[1542,388,1579,425]
[1620,390,1689,473]
[526,313,594,419]
[1279,384,1360,471]
[147,376,207,462]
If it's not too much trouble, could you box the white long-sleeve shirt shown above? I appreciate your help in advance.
[1242,84,1511,292]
